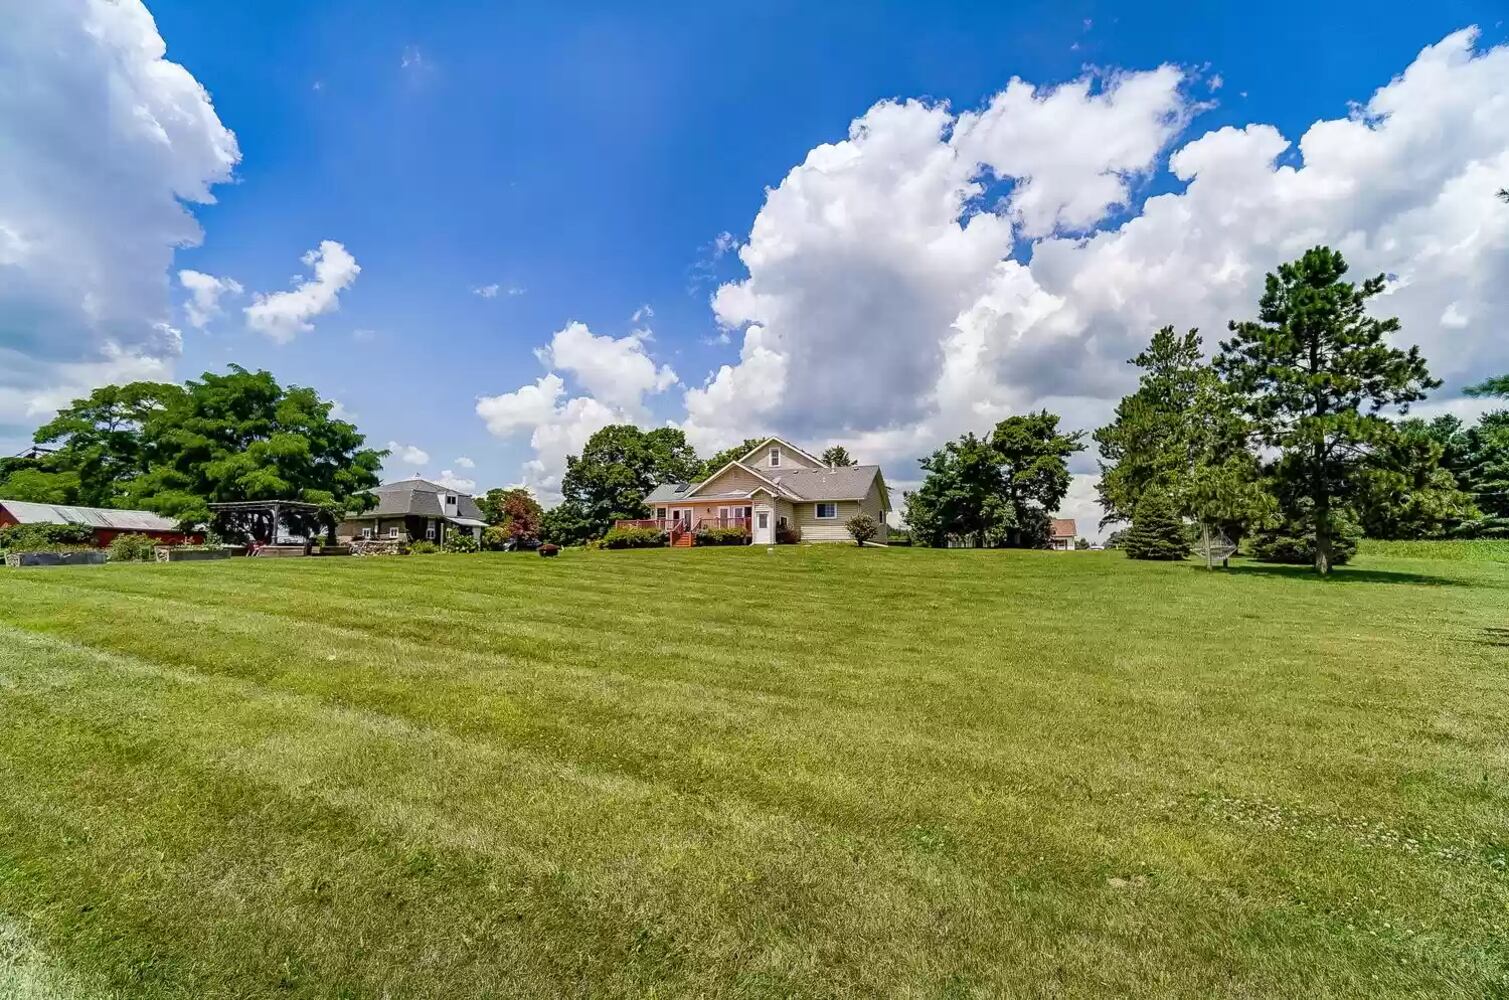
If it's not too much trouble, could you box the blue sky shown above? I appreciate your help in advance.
[3,2,1508,533]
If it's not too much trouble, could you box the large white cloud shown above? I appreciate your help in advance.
[674,28,1509,536]
[244,240,361,342]
[178,269,243,328]
[477,321,681,499]
[0,0,238,433]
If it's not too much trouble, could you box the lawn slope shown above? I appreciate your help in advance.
[1,547,1506,998]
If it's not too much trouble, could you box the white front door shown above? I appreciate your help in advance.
[753,506,774,544]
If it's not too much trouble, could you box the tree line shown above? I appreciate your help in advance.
[904,246,1508,574]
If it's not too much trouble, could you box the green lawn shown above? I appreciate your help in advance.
[0,546,1506,998]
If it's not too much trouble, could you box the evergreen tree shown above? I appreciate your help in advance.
[1123,490,1190,560]
[821,445,856,467]
[1215,247,1438,574]
[1354,419,1478,538]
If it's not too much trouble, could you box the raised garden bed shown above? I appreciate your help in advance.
[155,547,232,563]
[4,551,108,568]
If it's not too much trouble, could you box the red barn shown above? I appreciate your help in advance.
[0,500,201,547]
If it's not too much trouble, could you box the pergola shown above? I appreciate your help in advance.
[207,500,333,545]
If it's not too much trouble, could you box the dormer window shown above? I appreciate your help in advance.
[769,446,780,467]
[445,495,457,506]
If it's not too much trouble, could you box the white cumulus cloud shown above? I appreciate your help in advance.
[386,441,430,467]
[434,470,477,492]
[454,456,476,469]
[0,0,237,436]
[244,240,361,342]
[178,269,243,328]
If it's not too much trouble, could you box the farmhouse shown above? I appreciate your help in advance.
[0,499,200,547]
[622,437,890,546]
[1048,518,1077,550]
[337,479,489,545]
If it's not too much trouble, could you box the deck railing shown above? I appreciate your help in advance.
[695,517,751,532]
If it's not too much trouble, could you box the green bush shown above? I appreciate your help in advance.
[694,526,749,546]
[1124,491,1190,561]
[0,522,94,553]
[602,525,666,549]
[409,540,441,554]
[443,532,480,553]
[846,513,878,546]
[482,525,509,551]
[108,533,159,562]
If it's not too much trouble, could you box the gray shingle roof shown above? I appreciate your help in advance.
[350,480,484,520]
[770,464,881,501]
[644,482,695,504]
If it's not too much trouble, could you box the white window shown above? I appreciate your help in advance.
[757,511,769,528]
[446,495,457,506]
[388,527,399,539]
[426,520,436,540]
[361,527,372,539]
[815,502,838,519]
[769,446,780,467]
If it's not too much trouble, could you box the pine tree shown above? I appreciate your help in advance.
[1123,490,1191,561]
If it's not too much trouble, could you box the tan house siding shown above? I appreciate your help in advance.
[693,463,777,498]
[745,442,823,474]
[789,478,889,543]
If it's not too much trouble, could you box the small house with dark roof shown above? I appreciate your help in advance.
[619,437,890,546]
[337,479,489,545]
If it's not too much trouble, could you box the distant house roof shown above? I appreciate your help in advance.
[645,463,888,509]
[0,499,179,533]
[348,480,485,520]
[1050,518,1077,539]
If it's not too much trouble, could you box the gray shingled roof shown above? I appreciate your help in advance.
[350,480,485,520]
[773,464,882,501]
[644,482,695,504]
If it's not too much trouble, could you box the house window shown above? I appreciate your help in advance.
[361,527,372,539]
[769,446,780,467]
[426,520,436,540]
[388,527,399,539]
[656,507,667,519]
[446,495,457,506]
[815,502,838,519]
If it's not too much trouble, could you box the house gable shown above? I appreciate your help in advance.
[738,436,826,474]
[687,460,795,500]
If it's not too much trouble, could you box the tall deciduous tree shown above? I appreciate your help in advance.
[126,366,384,530]
[30,381,184,506]
[1215,247,1438,574]
[991,411,1084,548]
[557,424,701,540]
[821,445,856,467]
[905,412,1082,548]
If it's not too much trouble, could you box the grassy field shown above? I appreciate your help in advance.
[1,546,1506,998]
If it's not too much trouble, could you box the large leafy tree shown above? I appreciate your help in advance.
[494,488,544,544]
[904,433,1009,548]
[1215,247,1438,573]
[905,412,1082,548]
[29,381,184,506]
[991,411,1084,548]
[557,424,701,540]
[120,366,384,530]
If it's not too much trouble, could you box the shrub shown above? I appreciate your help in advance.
[1124,491,1191,561]
[846,514,878,546]
[482,525,508,551]
[443,532,480,554]
[108,533,159,563]
[1250,516,1359,567]
[602,525,666,549]
[694,526,749,546]
[0,522,94,553]
[409,540,441,554]
[775,525,801,544]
